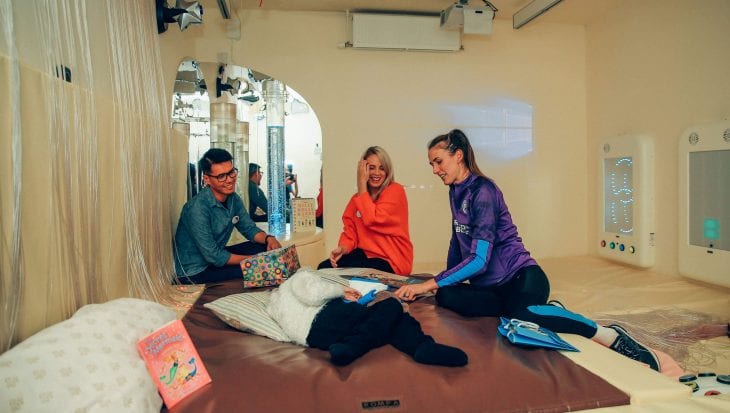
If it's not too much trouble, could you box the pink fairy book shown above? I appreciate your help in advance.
[137,319,212,408]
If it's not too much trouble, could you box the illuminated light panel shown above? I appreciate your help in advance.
[598,135,654,267]
[679,121,730,287]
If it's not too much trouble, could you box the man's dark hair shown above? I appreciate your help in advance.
[199,148,233,174]
[248,162,261,177]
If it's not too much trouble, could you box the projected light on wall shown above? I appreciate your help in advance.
[440,98,533,161]
[598,135,654,267]
[679,121,730,288]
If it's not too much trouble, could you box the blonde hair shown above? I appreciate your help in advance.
[362,146,394,201]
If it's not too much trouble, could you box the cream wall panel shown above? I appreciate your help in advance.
[586,0,730,275]
[95,97,129,300]
[159,9,589,268]
[18,65,59,339]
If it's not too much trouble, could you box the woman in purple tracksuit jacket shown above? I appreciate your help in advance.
[394,129,660,371]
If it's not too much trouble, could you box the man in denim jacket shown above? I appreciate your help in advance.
[174,149,281,284]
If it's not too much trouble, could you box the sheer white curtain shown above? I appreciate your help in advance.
[1,0,181,351]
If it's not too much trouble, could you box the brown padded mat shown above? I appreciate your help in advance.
[166,280,629,413]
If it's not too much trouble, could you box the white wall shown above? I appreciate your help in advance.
[160,7,589,269]
[586,0,730,275]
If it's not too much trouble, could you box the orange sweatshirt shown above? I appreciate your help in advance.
[338,182,413,275]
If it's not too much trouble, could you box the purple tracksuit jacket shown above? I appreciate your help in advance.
[434,173,536,287]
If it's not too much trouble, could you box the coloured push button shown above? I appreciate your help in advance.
[629,246,635,254]
[619,244,625,251]
[698,372,716,377]
[679,374,697,383]
[600,240,606,247]
[609,242,616,249]
[682,381,699,392]
[717,374,730,384]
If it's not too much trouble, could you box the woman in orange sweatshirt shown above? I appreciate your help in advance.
[317,146,413,275]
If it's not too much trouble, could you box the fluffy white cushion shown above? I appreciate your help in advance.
[204,271,349,343]
[0,298,176,413]
[266,270,346,346]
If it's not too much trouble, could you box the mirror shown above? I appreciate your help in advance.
[171,59,323,227]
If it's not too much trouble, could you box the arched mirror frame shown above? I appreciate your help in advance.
[170,59,324,228]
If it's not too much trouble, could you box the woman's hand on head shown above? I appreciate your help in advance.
[357,159,369,195]
[329,246,347,267]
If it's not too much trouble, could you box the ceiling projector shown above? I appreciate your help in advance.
[440,1,496,35]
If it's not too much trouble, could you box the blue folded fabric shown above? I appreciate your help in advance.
[497,317,579,352]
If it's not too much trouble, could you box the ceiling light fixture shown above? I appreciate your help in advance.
[215,65,243,97]
[513,0,563,29]
[156,0,204,34]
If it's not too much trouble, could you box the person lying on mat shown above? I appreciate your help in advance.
[266,269,467,367]
[393,129,660,371]
[317,146,413,275]
[173,148,281,284]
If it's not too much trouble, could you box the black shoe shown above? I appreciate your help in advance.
[607,324,660,371]
[413,342,468,367]
[547,299,566,309]
[328,343,367,366]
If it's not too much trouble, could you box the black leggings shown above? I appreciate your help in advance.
[307,297,431,357]
[317,248,394,273]
[436,265,598,338]
[176,242,267,284]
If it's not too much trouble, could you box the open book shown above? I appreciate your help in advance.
[326,268,434,298]
[137,319,212,408]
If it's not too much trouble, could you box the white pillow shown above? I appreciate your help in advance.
[0,298,176,413]
[204,271,349,342]
[205,291,291,342]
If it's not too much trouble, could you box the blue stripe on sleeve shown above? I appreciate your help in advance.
[436,240,490,287]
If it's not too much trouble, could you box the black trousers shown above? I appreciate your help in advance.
[307,298,432,357]
[176,242,266,284]
[317,248,394,273]
[435,265,597,338]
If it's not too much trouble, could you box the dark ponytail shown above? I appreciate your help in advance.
[428,129,486,179]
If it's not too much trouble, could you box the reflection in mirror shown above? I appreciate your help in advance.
[171,59,323,228]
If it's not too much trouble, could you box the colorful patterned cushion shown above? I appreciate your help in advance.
[240,245,301,288]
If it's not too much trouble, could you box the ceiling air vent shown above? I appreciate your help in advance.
[351,13,461,52]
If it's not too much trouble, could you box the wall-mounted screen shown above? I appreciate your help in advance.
[688,150,730,252]
[598,135,654,268]
[603,157,634,236]
[678,120,730,288]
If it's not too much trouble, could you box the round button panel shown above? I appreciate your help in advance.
[600,241,638,255]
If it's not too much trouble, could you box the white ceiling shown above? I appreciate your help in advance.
[231,0,615,26]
